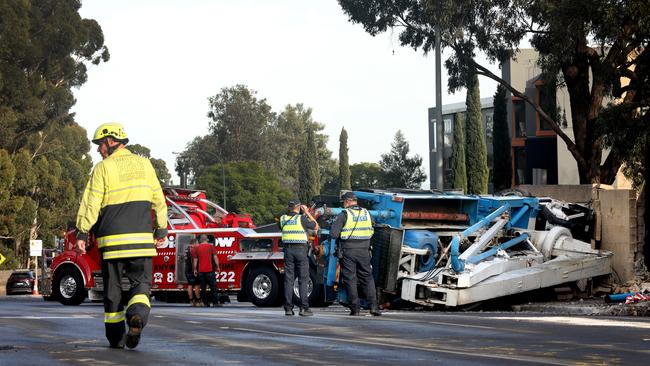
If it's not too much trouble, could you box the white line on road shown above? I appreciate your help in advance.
[489,316,650,329]
[0,315,94,319]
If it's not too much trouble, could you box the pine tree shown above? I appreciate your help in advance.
[492,85,512,191]
[380,131,427,189]
[451,113,467,192]
[298,129,320,203]
[465,73,489,194]
[339,128,351,191]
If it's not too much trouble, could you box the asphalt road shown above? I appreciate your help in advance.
[1,295,649,365]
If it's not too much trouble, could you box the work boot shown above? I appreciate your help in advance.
[284,308,294,316]
[369,306,382,316]
[349,306,360,316]
[109,338,125,349]
[299,308,313,317]
[125,315,143,349]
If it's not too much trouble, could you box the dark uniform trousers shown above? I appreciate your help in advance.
[102,257,152,345]
[198,272,218,306]
[283,245,309,310]
[340,244,377,311]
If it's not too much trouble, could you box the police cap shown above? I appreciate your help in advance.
[341,192,357,201]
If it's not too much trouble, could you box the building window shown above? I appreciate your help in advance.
[513,146,527,185]
[484,112,493,146]
[513,99,526,138]
[536,79,558,136]
[442,115,455,190]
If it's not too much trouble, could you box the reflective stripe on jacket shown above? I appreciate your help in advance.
[280,214,308,244]
[76,148,167,260]
[340,208,374,240]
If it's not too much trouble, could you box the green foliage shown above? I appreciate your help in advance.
[196,161,291,225]
[338,127,351,191]
[598,103,649,189]
[465,74,488,194]
[128,144,171,185]
[350,162,384,190]
[492,84,512,192]
[207,85,276,163]
[176,89,336,197]
[299,129,320,203]
[273,103,334,195]
[0,0,107,266]
[338,0,650,183]
[320,158,340,195]
[451,113,467,192]
[380,130,427,189]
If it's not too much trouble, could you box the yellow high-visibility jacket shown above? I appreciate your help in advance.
[76,148,167,260]
[280,214,308,244]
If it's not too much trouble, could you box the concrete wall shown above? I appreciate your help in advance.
[0,270,11,296]
[517,184,592,203]
[598,189,638,282]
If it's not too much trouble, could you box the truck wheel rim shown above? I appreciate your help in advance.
[60,276,77,299]
[293,277,313,298]
[252,274,272,299]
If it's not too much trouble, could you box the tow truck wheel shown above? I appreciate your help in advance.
[53,267,87,306]
[246,267,280,307]
[293,266,328,307]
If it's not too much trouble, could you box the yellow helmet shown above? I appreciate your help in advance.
[92,122,129,144]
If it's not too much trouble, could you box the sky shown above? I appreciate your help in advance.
[73,0,500,184]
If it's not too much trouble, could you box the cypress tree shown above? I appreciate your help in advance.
[339,127,351,191]
[451,112,467,192]
[298,128,320,203]
[492,84,512,191]
[465,73,489,194]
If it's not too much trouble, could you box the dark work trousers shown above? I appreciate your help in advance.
[340,247,377,311]
[198,272,218,306]
[283,245,309,310]
[102,257,152,346]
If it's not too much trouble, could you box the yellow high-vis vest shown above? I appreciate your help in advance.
[280,214,308,243]
[76,148,167,260]
[340,208,374,240]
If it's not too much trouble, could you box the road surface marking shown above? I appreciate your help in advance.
[0,315,93,319]
[490,316,650,329]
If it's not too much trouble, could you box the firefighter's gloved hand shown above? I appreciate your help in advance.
[75,239,86,255]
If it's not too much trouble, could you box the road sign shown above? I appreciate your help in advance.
[0,253,5,266]
[30,240,43,257]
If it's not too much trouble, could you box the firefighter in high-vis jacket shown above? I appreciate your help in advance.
[75,122,168,349]
[330,191,381,316]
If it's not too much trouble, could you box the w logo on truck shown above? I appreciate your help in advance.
[215,237,235,248]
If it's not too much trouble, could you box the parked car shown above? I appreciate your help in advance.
[6,270,35,295]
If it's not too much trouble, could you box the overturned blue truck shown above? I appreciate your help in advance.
[313,189,612,308]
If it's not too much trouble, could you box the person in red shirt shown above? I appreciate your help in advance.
[184,238,201,306]
[192,235,221,307]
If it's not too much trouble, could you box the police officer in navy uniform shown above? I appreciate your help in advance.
[279,200,319,316]
[330,192,381,316]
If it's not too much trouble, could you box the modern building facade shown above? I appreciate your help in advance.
[428,49,579,191]
[428,97,494,191]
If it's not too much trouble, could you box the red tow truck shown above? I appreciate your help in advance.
[42,187,320,307]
